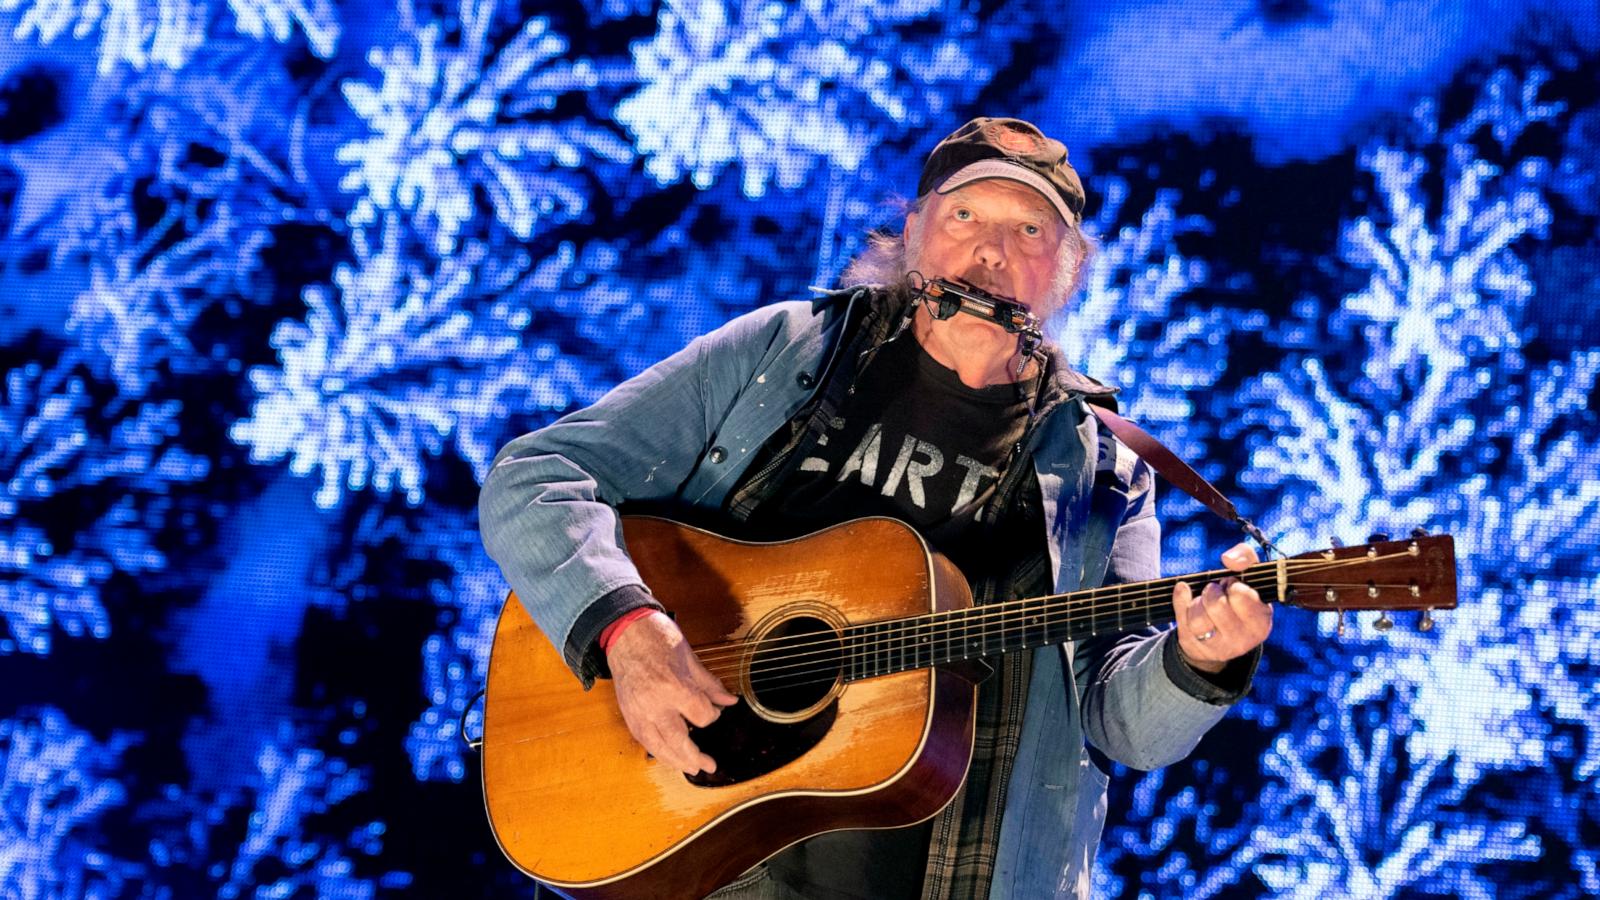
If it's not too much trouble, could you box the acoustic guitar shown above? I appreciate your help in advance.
[482,516,1456,899]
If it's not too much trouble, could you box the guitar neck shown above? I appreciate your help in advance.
[841,566,1285,682]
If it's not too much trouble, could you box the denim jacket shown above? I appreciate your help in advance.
[479,287,1251,899]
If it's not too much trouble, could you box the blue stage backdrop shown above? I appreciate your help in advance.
[1,0,1597,896]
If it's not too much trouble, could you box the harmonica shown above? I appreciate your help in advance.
[919,278,1043,344]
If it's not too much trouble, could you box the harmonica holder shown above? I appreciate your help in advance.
[912,276,1045,359]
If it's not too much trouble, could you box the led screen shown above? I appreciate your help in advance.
[1,0,1597,896]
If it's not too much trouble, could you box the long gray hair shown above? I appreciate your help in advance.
[838,194,1096,318]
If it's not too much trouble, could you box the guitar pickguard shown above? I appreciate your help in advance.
[684,696,838,787]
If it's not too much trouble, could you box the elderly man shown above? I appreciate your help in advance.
[479,117,1271,899]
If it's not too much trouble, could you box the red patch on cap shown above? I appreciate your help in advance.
[987,124,1041,156]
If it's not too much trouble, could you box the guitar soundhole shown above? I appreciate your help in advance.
[684,698,837,788]
[683,612,845,788]
[748,615,843,715]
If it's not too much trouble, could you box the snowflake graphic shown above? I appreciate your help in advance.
[0,708,140,897]
[1096,64,1600,898]
[230,215,599,509]
[1091,762,1256,899]
[219,732,396,899]
[615,0,994,198]
[1056,177,1227,450]
[0,0,337,73]
[12,43,303,395]
[1234,67,1563,547]
[1245,695,1541,900]
[1097,684,1544,899]
[335,0,632,255]
[1442,66,1565,154]
[3,46,299,381]
[1221,62,1600,873]
[0,359,206,655]
[65,196,271,400]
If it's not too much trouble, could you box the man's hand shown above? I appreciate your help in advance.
[607,611,738,775]
[1170,543,1273,673]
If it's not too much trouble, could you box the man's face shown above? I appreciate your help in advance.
[905,178,1069,318]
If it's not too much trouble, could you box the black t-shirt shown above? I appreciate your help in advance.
[746,328,1041,587]
[744,330,1045,899]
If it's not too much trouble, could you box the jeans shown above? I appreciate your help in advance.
[704,865,790,899]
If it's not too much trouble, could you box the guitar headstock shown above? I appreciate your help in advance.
[1277,532,1458,622]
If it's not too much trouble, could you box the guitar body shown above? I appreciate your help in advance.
[483,514,1462,897]
[482,516,978,900]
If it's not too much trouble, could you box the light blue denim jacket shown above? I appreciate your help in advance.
[480,288,1249,899]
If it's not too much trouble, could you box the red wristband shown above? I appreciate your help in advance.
[599,608,658,655]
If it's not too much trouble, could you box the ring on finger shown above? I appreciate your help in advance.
[1195,629,1217,642]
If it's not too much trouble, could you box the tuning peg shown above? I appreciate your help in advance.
[1367,532,1391,543]
[1337,610,1348,637]
[1329,536,1345,548]
[1411,526,1429,537]
[1418,609,1435,632]
[1374,611,1394,631]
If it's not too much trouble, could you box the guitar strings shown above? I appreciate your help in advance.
[710,578,1423,693]
[688,557,1272,666]
[723,578,1426,696]
[690,557,1410,688]
[689,552,1397,665]
[688,553,1408,670]
[697,565,1418,685]
[720,573,1420,695]
[693,554,1401,679]
[690,554,1426,690]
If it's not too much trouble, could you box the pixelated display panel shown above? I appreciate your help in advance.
[0,0,1596,896]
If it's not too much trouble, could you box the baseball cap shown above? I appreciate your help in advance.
[917,117,1086,225]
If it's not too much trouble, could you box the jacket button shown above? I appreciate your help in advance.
[709,446,727,463]
[796,372,815,389]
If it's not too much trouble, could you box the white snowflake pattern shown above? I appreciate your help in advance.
[615,0,990,198]
[0,708,139,897]
[1229,64,1600,848]
[335,0,632,255]
[1052,176,1260,571]
[1238,69,1559,556]
[66,197,270,400]
[219,733,385,899]
[0,0,336,73]
[229,215,602,509]
[1055,177,1229,446]
[0,360,205,655]
[1245,698,1541,900]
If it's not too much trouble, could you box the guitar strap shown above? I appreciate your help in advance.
[1087,404,1281,558]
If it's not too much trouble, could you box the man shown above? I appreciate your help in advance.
[479,117,1272,899]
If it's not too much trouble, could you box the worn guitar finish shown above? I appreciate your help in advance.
[483,517,974,900]
[482,516,1456,900]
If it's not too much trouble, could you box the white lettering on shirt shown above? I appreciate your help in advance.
[837,423,883,486]
[952,454,998,511]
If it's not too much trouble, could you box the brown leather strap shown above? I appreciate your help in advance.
[1089,405,1279,555]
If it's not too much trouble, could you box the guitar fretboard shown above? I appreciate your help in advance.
[841,570,1285,681]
